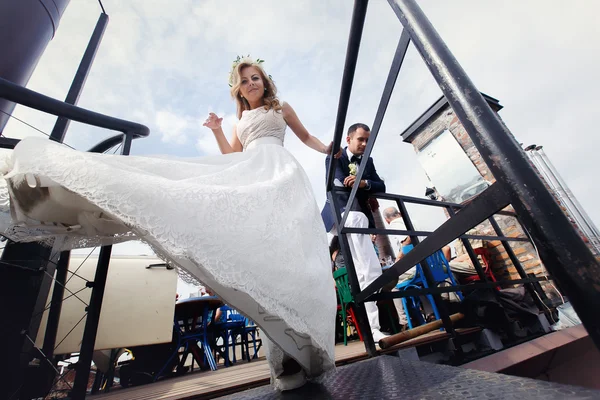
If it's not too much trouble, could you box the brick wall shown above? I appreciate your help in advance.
[404,103,563,304]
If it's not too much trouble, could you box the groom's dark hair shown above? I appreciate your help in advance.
[347,123,370,138]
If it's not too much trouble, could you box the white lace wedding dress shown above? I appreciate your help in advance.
[0,104,337,388]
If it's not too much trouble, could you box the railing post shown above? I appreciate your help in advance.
[41,251,71,360]
[50,13,109,143]
[339,30,410,229]
[447,206,488,283]
[121,133,133,156]
[326,0,369,192]
[70,245,112,400]
[396,199,457,337]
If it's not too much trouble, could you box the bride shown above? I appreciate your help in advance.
[0,57,339,390]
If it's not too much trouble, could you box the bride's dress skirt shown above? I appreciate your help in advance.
[0,137,337,385]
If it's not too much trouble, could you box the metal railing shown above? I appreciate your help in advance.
[0,76,149,153]
[0,75,149,399]
[326,0,600,356]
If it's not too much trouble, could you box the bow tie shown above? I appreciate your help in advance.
[350,155,362,163]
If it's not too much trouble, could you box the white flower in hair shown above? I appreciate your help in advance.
[228,55,270,87]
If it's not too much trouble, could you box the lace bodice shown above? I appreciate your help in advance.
[237,104,287,150]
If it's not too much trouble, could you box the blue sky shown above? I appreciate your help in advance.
[4,0,600,285]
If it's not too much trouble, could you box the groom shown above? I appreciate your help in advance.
[322,123,389,343]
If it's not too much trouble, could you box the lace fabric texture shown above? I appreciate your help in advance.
[0,106,336,382]
[237,104,287,148]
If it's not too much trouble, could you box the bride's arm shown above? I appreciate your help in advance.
[230,126,243,152]
[283,102,337,156]
[204,112,243,154]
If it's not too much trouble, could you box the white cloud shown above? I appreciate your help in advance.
[155,110,191,145]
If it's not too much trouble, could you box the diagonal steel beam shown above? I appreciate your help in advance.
[340,29,411,228]
[356,182,510,302]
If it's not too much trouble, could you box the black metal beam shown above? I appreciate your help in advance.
[0,77,149,138]
[339,29,411,228]
[71,116,132,397]
[41,251,70,360]
[24,246,62,362]
[70,114,133,396]
[370,191,517,217]
[341,227,529,243]
[50,13,109,143]
[0,136,20,149]
[371,275,550,300]
[389,0,600,348]
[0,242,52,400]
[326,0,369,192]
[333,187,518,217]
[0,75,149,153]
[71,245,113,400]
[88,134,128,153]
[121,133,133,155]
[356,182,510,303]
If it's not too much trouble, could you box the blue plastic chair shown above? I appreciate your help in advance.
[212,305,247,366]
[155,296,220,380]
[240,317,262,361]
[395,245,463,329]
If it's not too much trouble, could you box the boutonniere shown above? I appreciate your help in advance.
[348,163,357,176]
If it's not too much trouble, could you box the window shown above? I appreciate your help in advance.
[416,129,489,203]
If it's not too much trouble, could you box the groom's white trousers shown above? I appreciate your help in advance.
[343,211,381,333]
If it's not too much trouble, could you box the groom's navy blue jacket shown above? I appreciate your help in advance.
[321,147,386,232]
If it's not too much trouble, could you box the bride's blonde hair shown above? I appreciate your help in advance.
[229,58,282,119]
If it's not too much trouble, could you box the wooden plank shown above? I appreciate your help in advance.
[95,362,271,400]
[379,327,482,355]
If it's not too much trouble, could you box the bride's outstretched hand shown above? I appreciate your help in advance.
[203,113,223,130]
[325,142,343,158]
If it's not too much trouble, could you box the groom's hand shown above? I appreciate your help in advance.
[344,176,356,187]
[344,176,368,188]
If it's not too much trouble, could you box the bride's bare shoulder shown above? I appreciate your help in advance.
[281,101,295,118]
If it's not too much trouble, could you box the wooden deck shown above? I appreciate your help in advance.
[94,328,479,400]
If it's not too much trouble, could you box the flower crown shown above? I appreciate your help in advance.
[228,55,272,87]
